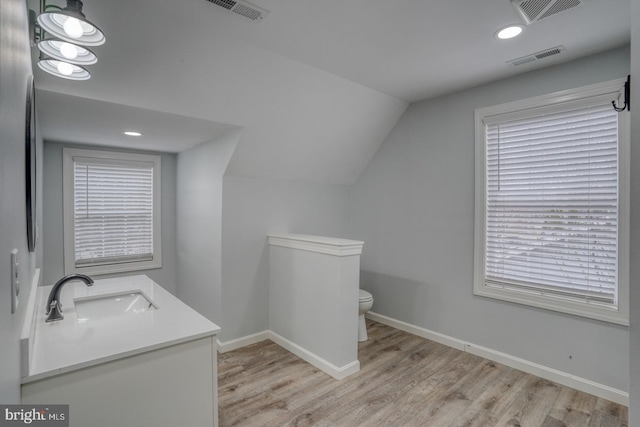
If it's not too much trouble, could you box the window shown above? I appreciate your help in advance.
[474,79,629,325]
[63,148,162,275]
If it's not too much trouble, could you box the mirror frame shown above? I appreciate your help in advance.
[25,75,37,253]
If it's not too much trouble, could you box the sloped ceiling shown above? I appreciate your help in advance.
[36,91,239,153]
[31,0,629,184]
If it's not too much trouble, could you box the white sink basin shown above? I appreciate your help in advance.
[75,292,157,323]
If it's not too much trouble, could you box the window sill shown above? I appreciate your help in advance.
[473,284,628,326]
[66,259,162,277]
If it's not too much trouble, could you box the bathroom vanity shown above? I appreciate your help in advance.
[21,275,220,427]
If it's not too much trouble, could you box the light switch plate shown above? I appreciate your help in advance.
[11,249,19,313]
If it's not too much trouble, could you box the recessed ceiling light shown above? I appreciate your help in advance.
[123,131,143,137]
[495,25,524,40]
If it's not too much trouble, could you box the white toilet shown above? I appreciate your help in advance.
[358,290,374,342]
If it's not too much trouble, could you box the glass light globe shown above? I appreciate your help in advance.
[57,61,74,76]
[63,17,83,39]
[59,42,79,59]
[38,59,91,80]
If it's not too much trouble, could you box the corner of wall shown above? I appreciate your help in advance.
[627,0,640,420]
[175,129,242,328]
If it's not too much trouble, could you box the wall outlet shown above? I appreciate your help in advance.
[11,249,19,313]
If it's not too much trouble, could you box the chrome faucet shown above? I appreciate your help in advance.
[45,274,94,322]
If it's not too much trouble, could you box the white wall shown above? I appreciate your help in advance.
[175,131,240,326]
[220,176,352,342]
[269,242,360,372]
[351,46,631,392]
[42,142,178,293]
[0,0,41,402]
[628,0,640,420]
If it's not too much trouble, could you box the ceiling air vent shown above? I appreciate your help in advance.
[507,46,566,67]
[511,0,585,24]
[206,0,269,21]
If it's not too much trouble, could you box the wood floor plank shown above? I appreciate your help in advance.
[493,377,563,427]
[588,399,629,427]
[544,387,598,426]
[325,343,466,426]
[442,366,531,426]
[266,331,437,426]
[353,351,484,427]
[396,356,516,426]
[218,321,628,427]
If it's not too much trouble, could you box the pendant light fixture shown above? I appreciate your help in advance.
[37,59,91,80]
[30,0,105,81]
[36,0,105,46]
[37,40,97,65]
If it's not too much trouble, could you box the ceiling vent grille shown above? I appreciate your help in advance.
[507,46,566,67]
[206,0,269,21]
[511,0,585,24]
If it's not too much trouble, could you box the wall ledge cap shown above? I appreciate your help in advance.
[268,233,364,256]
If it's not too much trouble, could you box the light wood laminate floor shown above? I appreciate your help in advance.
[218,320,628,427]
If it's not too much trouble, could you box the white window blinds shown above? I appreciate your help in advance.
[484,103,619,306]
[73,157,155,267]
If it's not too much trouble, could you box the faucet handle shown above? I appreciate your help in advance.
[45,273,93,323]
[46,300,64,322]
[46,299,61,314]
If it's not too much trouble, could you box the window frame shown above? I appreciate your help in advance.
[473,79,629,325]
[63,147,162,276]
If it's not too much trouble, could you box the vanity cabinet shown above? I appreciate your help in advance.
[21,275,220,427]
[22,336,218,427]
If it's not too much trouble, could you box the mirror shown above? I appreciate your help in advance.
[25,75,37,253]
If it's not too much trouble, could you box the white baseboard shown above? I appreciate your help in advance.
[217,331,270,353]
[366,311,629,407]
[217,330,360,380]
[366,311,466,351]
[464,341,628,406]
[268,331,360,380]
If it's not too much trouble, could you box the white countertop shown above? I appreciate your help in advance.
[23,275,220,384]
